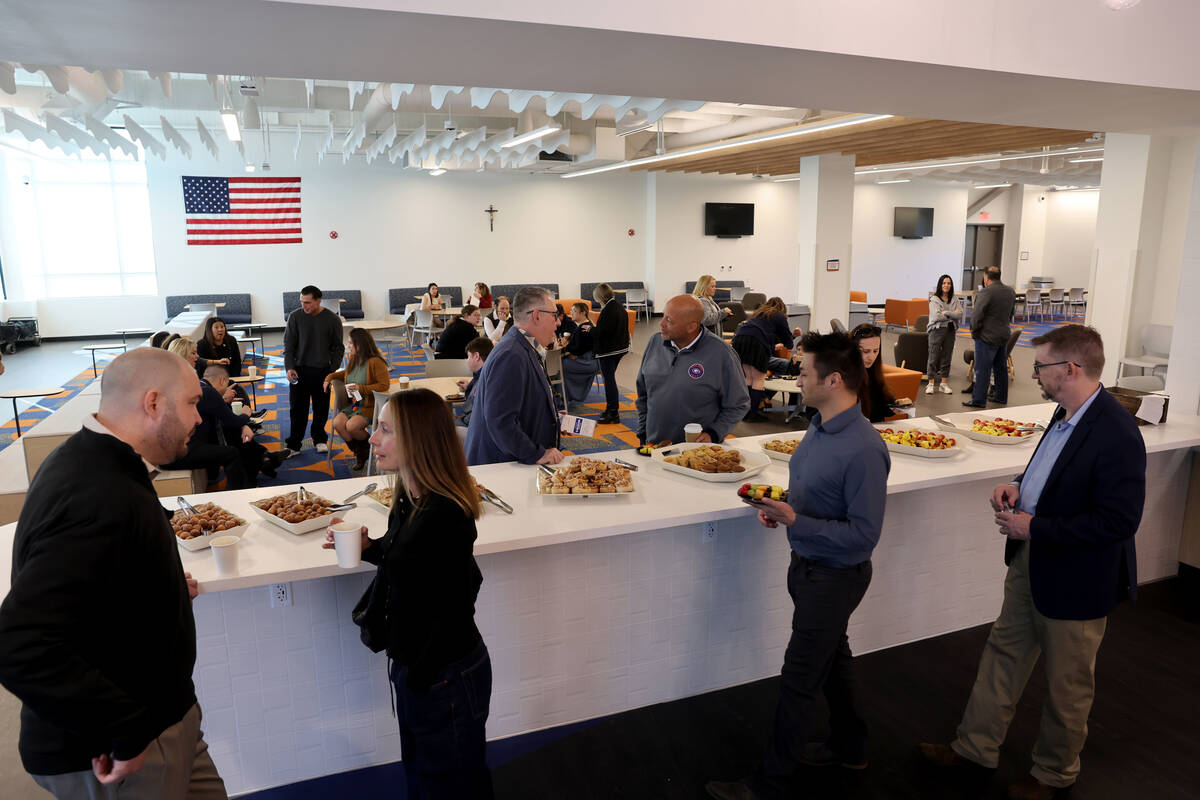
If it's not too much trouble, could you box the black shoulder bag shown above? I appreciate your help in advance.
[352,521,396,653]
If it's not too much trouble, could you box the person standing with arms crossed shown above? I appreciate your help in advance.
[0,348,227,799]
[965,266,1015,408]
[707,331,890,800]
[920,325,1146,800]
[284,284,344,456]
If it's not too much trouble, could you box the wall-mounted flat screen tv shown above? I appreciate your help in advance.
[705,202,754,237]
[894,206,934,239]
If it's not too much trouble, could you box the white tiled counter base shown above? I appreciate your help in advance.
[189,449,1188,795]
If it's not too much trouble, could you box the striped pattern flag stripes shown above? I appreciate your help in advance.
[182,175,302,245]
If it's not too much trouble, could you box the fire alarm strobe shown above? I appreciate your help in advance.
[329,231,338,239]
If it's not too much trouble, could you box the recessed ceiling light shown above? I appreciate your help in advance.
[1068,157,1104,163]
[876,179,911,184]
[974,183,1013,189]
[1104,0,1142,10]
[243,163,256,173]
[428,168,446,176]
[220,109,241,142]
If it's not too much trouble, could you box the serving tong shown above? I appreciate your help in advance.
[478,485,514,514]
[342,483,376,504]
[176,496,212,536]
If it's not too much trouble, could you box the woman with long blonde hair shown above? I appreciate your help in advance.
[693,273,732,335]
[324,388,491,797]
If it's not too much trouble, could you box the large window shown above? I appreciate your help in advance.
[0,139,157,299]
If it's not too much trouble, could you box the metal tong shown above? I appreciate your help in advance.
[342,483,376,505]
[612,457,639,471]
[478,485,514,514]
[176,496,199,517]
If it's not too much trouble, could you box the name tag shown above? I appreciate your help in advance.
[560,414,597,437]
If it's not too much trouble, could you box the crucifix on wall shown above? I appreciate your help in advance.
[484,204,498,232]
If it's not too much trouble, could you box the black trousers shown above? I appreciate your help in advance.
[164,440,254,490]
[287,365,331,449]
[597,353,624,416]
[752,554,873,799]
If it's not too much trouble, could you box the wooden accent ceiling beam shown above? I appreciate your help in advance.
[628,116,1094,177]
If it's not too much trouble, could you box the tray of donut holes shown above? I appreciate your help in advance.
[172,503,249,551]
[249,491,337,534]
[536,456,635,498]
[653,443,770,482]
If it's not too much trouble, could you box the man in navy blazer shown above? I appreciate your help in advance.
[920,325,1146,800]
[465,287,565,466]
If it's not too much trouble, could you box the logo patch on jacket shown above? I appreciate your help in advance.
[688,363,705,379]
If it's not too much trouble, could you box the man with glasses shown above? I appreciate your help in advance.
[465,286,565,466]
[920,325,1146,800]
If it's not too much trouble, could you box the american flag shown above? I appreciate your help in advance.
[182,176,302,245]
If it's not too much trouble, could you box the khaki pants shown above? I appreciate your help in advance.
[951,545,1107,787]
[33,704,226,800]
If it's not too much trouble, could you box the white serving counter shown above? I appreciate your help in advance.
[1,403,1197,795]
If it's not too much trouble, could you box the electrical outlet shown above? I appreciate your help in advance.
[269,582,292,608]
[701,521,717,543]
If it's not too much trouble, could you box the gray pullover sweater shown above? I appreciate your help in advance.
[635,330,750,443]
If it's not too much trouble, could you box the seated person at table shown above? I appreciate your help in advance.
[467,282,493,309]
[559,302,598,404]
[554,307,577,342]
[149,330,171,349]
[457,337,494,430]
[324,327,391,471]
[730,296,801,422]
[483,295,512,342]
[422,282,446,329]
[636,295,749,445]
[162,365,283,488]
[160,332,181,350]
[435,305,483,359]
[195,316,242,377]
[850,323,899,423]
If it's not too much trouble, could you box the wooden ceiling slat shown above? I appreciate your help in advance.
[630,116,1094,177]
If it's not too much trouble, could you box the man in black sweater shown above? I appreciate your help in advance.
[283,284,345,456]
[966,266,1017,408]
[0,347,226,798]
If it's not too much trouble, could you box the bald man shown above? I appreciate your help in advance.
[636,294,750,445]
[0,348,228,800]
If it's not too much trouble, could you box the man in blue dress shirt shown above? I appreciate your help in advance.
[920,325,1146,800]
[708,331,891,800]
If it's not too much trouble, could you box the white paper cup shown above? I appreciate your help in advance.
[331,522,362,568]
[247,366,258,378]
[211,535,240,576]
[396,376,411,391]
[231,401,244,416]
[684,423,703,443]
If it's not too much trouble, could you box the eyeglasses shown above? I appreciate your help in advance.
[1032,360,1078,374]
[530,307,559,316]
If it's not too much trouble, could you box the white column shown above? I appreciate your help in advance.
[1167,145,1200,415]
[795,153,855,330]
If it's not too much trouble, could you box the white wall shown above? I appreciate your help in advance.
[851,180,968,301]
[1043,190,1099,291]
[1016,187,1048,289]
[652,173,801,309]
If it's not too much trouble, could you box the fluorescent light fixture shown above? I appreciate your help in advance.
[876,179,911,184]
[243,163,256,173]
[564,113,894,179]
[501,124,561,149]
[855,147,1104,176]
[617,120,654,137]
[1054,185,1099,192]
[220,110,241,142]
[428,168,447,176]
[1068,156,1104,163]
[974,183,1013,189]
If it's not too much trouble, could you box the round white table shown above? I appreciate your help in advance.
[1,387,66,436]
[82,343,127,377]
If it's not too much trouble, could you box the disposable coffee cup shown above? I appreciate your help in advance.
[248,366,258,378]
[231,401,244,416]
[211,535,240,576]
[396,376,411,391]
[331,521,362,568]
[684,423,703,443]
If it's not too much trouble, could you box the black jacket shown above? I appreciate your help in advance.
[195,337,242,378]
[435,317,479,360]
[0,428,198,774]
[594,298,630,357]
[970,281,1016,346]
[195,379,249,444]
[363,492,483,690]
[1008,389,1146,620]
[564,320,595,357]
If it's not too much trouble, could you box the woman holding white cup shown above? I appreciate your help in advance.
[321,388,493,797]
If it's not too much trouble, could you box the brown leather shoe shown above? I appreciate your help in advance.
[705,779,761,800]
[917,742,976,768]
[1008,773,1072,799]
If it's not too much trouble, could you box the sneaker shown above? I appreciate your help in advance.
[315,442,329,454]
[280,447,300,459]
[940,383,953,394]
[926,382,936,395]
[249,410,269,423]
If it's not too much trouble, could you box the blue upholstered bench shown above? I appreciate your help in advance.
[387,286,465,315]
[683,280,745,305]
[165,294,252,324]
[488,283,560,304]
[282,290,364,320]
[580,281,655,314]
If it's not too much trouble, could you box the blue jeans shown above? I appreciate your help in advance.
[972,339,1008,405]
[390,641,494,800]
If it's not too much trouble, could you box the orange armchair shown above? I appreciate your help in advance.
[850,290,868,303]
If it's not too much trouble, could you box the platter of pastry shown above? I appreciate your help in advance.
[536,456,635,497]
[365,485,393,509]
[652,443,770,482]
[761,438,801,462]
[249,491,337,534]
[171,503,248,551]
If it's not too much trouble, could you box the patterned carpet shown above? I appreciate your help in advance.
[2,342,643,487]
[956,310,1085,348]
